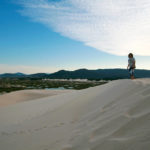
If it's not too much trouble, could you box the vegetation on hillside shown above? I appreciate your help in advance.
[0,78,107,94]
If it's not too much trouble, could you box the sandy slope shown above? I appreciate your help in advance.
[0,89,72,107]
[0,79,150,150]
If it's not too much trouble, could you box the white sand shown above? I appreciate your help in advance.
[0,79,150,150]
[0,89,72,107]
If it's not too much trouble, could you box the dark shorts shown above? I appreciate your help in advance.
[129,67,135,76]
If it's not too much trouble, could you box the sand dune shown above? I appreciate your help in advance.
[0,79,150,150]
[0,89,72,107]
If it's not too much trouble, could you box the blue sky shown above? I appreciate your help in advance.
[0,0,150,73]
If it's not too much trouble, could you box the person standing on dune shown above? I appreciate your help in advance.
[127,53,136,79]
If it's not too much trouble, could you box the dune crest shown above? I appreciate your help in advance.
[0,89,72,107]
[0,79,150,150]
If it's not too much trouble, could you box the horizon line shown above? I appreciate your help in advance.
[1,68,150,75]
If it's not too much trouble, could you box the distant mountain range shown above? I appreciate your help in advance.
[0,72,27,78]
[0,69,150,80]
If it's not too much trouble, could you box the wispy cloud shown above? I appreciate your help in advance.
[17,0,150,56]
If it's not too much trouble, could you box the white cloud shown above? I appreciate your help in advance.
[0,64,59,74]
[18,0,150,56]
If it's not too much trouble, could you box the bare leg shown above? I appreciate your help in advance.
[131,75,135,80]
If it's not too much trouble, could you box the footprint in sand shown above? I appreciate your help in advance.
[28,129,31,133]
[1,131,9,136]
[89,132,97,143]
[34,125,48,132]
[62,144,73,150]
[53,122,65,128]
[70,120,75,124]
[34,128,40,131]
[124,112,131,118]
[100,108,105,113]
[19,130,25,134]
[60,122,65,125]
